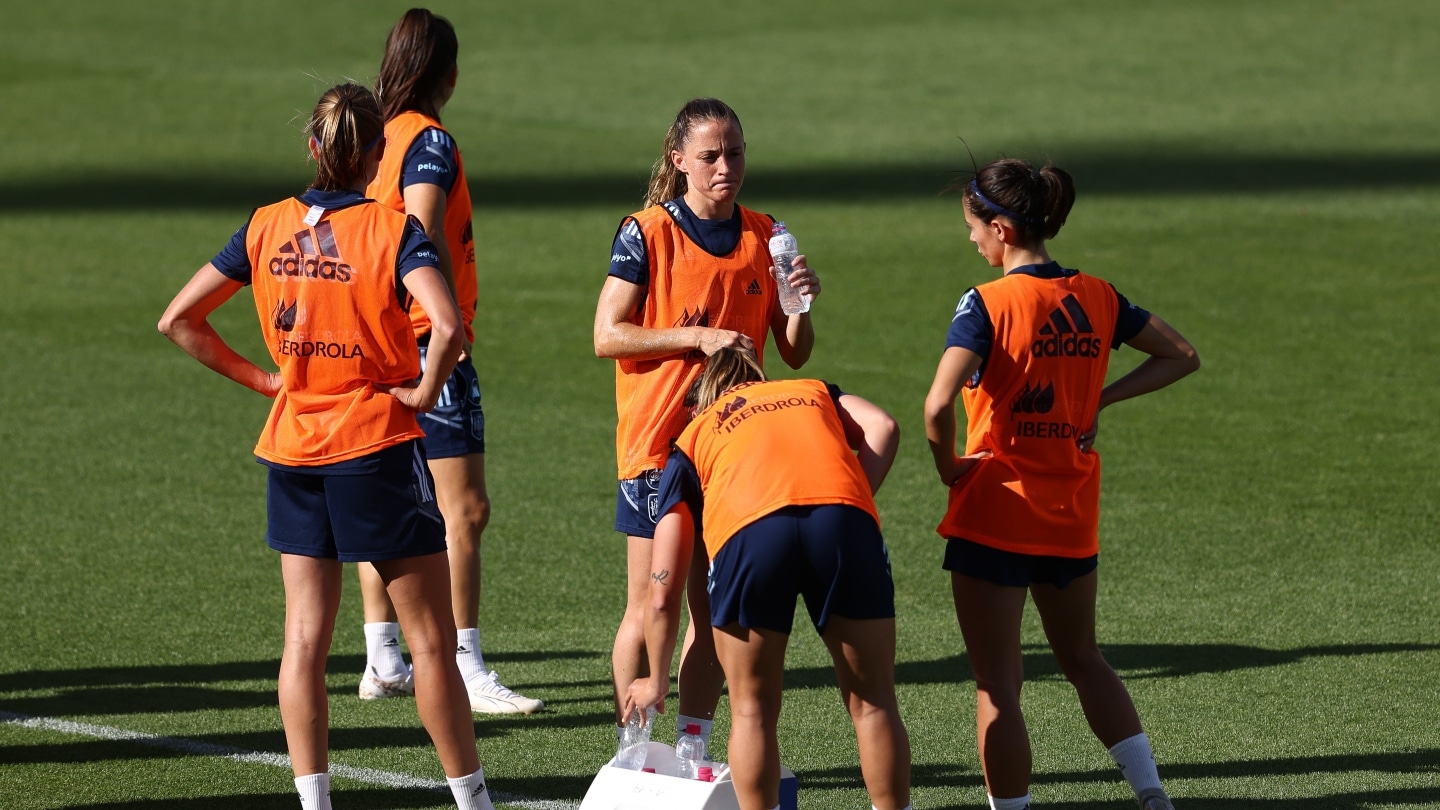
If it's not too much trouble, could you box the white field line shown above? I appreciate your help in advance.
[0,710,578,810]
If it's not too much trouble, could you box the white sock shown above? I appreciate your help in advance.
[363,622,408,681]
[294,772,331,810]
[456,627,487,683]
[989,793,1032,810]
[875,806,914,810]
[676,714,714,746]
[1109,732,1163,796]
[448,766,496,810]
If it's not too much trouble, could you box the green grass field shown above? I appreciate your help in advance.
[2,1,1438,807]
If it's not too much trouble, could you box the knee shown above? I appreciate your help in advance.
[1053,643,1112,683]
[445,492,491,540]
[282,632,333,668]
[403,630,454,661]
[728,694,779,726]
[845,691,900,726]
[972,672,1023,711]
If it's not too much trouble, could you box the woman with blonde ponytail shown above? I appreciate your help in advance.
[923,156,1199,810]
[159,83,495,810]
[594,97,822,747]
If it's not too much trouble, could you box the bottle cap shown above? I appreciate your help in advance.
[772,221,787,234]
[641,767,656,773]
[697,766,713,781]
[685,723,702,734]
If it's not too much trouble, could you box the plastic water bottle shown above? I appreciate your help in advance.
[615,706,655,770]
[674,722,707,779]
[768,222,811,316]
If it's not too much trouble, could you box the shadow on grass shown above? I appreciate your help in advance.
[802,749,1440,792]
[0,648,611,765]
[4,149,1440,214]
[63,790,452,810]
[1032,749,1440,784]
[922,788,1440,810]
[61,776,600,810]
[0,649,596,693]
[783,641,1440,690]
[807,755,1440,809]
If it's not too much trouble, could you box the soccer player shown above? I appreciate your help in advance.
[923,157,1200,810]
[358,8,542,715]
[622,346,912,810]
[158,84,495,810]
[593,98,820,746]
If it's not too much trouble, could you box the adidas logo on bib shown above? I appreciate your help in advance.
[1032,294,1102,358]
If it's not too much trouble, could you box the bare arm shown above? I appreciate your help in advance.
[621,505,694,721]
[593,275,753,361]
[834,393,899,494]
[388,266,461,412]
[1079,314,1199,452]
[767,254,818,369]
[923,347,991,485]
[157,264,280,396]
[402,182,471,360]
[1100,315,1200,409]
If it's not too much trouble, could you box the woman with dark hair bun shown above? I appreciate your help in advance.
[357,8,544,717]
[159,83,495,810]
[924,157,1199,810]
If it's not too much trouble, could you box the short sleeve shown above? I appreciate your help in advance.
[945,287,993,357]
[608,217,648,284]
[395,216,440,281]
[1110,285,1152,348]
[655,448,703,530]
[210,219,253,284]
[400,127,459,195]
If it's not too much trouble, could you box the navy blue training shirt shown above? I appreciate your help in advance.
[400,127,459,195]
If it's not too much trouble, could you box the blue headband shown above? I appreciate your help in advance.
[970,179,1040,224]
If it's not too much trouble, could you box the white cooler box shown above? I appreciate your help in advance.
[579,741,797,810]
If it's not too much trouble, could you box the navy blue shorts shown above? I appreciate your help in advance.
[265,441,447,562]
[417,347,485,459]
[614,468,664,538]
[707,504,895,635]
[942,537,1097,589]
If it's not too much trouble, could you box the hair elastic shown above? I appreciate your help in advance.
[363,131,384,152]
[970,178,1040,224]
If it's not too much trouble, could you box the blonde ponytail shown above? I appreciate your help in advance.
[307,83,385,192]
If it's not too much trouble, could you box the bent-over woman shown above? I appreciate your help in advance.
[625,347,912,810]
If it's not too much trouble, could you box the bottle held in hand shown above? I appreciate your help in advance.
[615,706,655,770]
[768,221,811,316]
